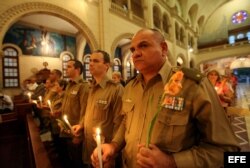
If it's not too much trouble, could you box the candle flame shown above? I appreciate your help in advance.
[96,127,101,135]
[63,115,67,121]
[47,100,51,106]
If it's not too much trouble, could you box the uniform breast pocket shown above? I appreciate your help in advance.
[69,92,78,101]
[93,102,109,121]
[152,108,190,152]
[122,101,135,133]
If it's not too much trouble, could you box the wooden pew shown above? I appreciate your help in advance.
[26,114,52,168]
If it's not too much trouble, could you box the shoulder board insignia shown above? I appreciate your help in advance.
[126,75,137,84]
[181,67,204,83]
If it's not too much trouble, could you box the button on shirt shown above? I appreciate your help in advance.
[81,76,124,164]
[113,61,239,168]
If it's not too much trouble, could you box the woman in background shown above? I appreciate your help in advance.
[207,69,234,108]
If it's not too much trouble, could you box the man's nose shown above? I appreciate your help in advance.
[132,49,141,58]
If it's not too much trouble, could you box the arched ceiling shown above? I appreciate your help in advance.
[8,0,250,48]
[164,0,250,46]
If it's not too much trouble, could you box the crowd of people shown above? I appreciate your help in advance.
[17,28,240,168]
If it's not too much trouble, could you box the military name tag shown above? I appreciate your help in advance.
[71,90,77,95]
[163,96,184,111]
[97,99,107,105]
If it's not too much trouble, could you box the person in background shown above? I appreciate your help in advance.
[112,71,126,86]
[22,76,39,98]
[37,78,57,134]
[73,50,124,167]
[50,69,62,85]
[207,69,234,108]
[60,59,89,168]
[31,77,46,100]
[49,79,68,166]
[26,76,39,92]
[91,28,239,168]
[229,72,238,98]
[0,91,13,114]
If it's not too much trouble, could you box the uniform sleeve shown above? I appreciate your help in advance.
[173,78,240,167]
[79,82,89,126]
[112,85,124,137]
[112,116,126,151]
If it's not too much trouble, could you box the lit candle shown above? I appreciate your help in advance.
[96,128,103,168]
[32,100,37,105]
[63,115,72,131]
[47,100,53,114]
[38,96,42,106]
[27,92,31,102]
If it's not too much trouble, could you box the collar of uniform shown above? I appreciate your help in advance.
[92,75,110,89]
[69,76,83,84]
[158,60,172,84]
[131,60,172,86]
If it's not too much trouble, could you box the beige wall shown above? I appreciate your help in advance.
[1,0,248,97]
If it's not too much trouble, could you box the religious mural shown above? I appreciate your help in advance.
[3,24,76,57]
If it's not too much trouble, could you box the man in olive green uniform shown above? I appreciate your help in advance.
[73,50,123,166]
[91,29,239,168]
[60,59,89,168]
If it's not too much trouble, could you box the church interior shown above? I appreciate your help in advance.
[0,0,250,167]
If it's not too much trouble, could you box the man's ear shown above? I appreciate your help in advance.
[161,41,168,57]
[105,63,110,72]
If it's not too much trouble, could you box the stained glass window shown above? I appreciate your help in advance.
[232,10,248,24]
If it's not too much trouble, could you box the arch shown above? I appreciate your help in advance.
[110,33,133,58]
[188,3,198,27]
[1,43,23,56]
[197,15,205,29]
[113,58,122,65]
[123,51,134,80]
[0,2,98,51]
[174,0,182,17]
[162,13,171,35]
[113,58,122,72]
[59,51,74,60]
[83,54,92,80]
[153,3,162,29]
[180,27,185,43]
[175,22,180,40]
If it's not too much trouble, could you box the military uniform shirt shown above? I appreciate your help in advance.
[81,75,124,164]
[61,76,89,126]
[113,61,239,168]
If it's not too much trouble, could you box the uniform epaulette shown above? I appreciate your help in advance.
[126,75,137,85]
[181,67,204,83]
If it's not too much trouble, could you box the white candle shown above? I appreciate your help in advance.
[47,100,53,114]
[27,92,31,102]
[63,115,72,130]
[32,100,37,105]
[38,96,42,106]
[96,128,103,168]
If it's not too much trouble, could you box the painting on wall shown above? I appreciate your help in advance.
[3,24,76,57]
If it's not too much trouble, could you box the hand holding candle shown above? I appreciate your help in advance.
[63,115,72,132]
[27,92,31,102]
[96,128,103,168]
[47,100,53,114]
[38,96,42,106]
